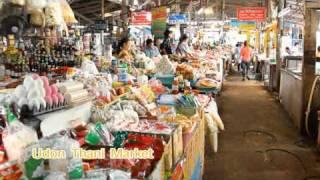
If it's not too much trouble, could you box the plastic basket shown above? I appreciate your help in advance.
[156,74,175,88]
[196,86,218,94]
[176,106,197,117]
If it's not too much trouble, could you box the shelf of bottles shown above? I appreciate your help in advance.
[0,29,84,79]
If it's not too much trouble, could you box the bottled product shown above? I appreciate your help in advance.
[172,78,179,94]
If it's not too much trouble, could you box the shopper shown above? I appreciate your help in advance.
[284,46,292,56]
[118,37,134,63]
[160,30,173,55]
[234,43,241,72]
[144,39,160,58]
[176,34,192,57]
[316,46,320,58]
[292,42,302,56]
[240,41,252,81]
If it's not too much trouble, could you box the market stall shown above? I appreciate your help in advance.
[278,0,305,130]
[0,1,226,179]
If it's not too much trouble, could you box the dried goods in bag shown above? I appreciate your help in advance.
[2,120,38,162]
[9,0,25,6]
[26,0,47,13]
[60,0,77,24]
[30,9,46,27]
[45,0,64,27]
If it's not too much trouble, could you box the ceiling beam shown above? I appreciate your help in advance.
[73,10,94,24]
[71,0,100,9]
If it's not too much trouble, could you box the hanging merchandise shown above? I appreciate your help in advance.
[60,0,78,24]
[9,0,26,6]
[30,9,46,28]
[26,0,47,13]
[45,0,64,27]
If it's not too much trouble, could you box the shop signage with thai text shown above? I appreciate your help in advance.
[168,14,187,24]
[237,7,266,22]
[131,11,152,26]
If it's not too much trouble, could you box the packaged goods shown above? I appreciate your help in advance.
[60,0,77,24]
[22,143,45,179]
[9,0,25,6]
[30,10,46,27]
[26,0,47,13]
[65,89,89,103]
[45,0,63,27]
[81,60,99,74]
[156,55,176,75]
[44,172,66,180]
[2,120,38,162]
[58,81,84,94]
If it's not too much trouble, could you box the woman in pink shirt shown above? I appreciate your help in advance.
[240,41,252,81]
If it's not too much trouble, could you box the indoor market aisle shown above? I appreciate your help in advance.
[203,74,320,180]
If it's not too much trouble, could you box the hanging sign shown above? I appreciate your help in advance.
[94,20,108,30]
[237,7,266,22]
[168,14,187,24]
[230,20,256,31]
[152,6,167,39]
[131,11,152,26]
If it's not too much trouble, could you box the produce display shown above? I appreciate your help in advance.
[0,1,230,179]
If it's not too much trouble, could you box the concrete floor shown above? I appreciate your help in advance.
[203,74,320,180]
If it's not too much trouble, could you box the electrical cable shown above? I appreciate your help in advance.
[305,76,320,137]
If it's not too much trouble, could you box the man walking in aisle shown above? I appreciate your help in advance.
[240,41,252,81]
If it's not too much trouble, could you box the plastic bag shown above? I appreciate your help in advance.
[49,136,81,173]
[45,0,64,27]
[156,55,176,75]
[23,143,45,179]
[85,169,107,179]
[205,113,218,152]
[107,169,131,180]
[30,9,46,27]
[68,159,83,179]
[81,59,99,74]
[2,120,38,162]
[9,0,25,6]
[60,0,77,24]
[26,0,47,13]
[44,172,66,180]
[85,122,114,146]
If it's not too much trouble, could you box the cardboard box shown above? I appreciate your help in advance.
[172,125,184,165]
[147,154,165,180]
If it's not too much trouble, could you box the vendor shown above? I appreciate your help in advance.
[144,39,160,58]
[160,30,173,55]
[176,34,192,57]
[118,37,134,63]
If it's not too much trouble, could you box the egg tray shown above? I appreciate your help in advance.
[20,101,70,118]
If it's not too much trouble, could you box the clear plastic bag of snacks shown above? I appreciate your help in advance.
[22,143,45,179]
[2,120,38,162]
[44,171,66,180]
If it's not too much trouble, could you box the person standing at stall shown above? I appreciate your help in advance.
[176,34,192,57]
[316,46,320,58]
[240,41,252,81]
[118,37,134,63]
[160,30,173,55]
[144,39,160,58]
